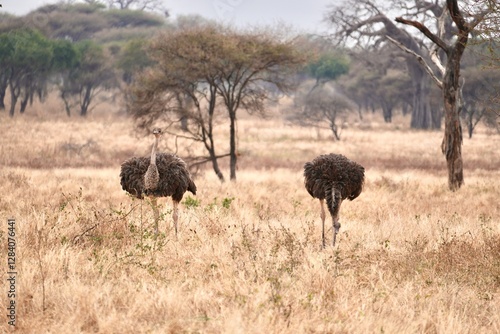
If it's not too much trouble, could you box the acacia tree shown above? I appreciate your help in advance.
[306,52,349,89]
[461,66,500,138]
[211,29,304,180]
[0,29,53,117]
[105,0,165,11]
[130,28,227,181]
[288,83,354,140]
[59,40,116,116]
[392,0,498,190]
[288,48,353,138]
[131,26,304,181]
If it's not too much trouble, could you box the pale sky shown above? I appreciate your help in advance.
[1,0,333,34]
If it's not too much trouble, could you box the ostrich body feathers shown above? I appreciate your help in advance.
[120,153,197,202]
[304,154,364,201]
[144,163,160,191]
[304,153,364,220]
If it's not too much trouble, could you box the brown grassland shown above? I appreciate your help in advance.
[0,100,499,333]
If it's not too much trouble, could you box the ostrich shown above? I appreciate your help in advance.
[304,153,365,248]
[120,128,197,235]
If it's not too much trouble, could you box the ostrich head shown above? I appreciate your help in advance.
[152,128,162,138]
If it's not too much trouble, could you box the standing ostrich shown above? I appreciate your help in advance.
[304,153,365,248]
[120,128,197,235]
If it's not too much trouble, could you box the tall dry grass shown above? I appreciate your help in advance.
[0,108,499,333]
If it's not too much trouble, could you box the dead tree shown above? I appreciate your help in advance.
[392,0,497,190]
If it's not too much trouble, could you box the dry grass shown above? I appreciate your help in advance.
[0,108,499,333]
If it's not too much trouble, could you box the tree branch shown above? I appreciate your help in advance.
[446,0,466,31]
[430,7,448,76]
[344,15,387,37]
[185,153,231,168]
[386,36,443,89]
[395,16,449,52]
[430,49,446,75]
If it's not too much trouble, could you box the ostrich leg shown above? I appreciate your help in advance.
[332,198,343,247]
[326,189,343,247]
[150,197,159,234]
[172,200,179,237]
[332,217,341,247]
[320,199,326,248]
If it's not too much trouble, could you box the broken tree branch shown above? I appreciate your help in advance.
[386,35,443,89]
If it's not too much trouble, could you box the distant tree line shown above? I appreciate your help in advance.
[1,2,498,132]
[0,1,499,185]
[0,2,164,116]
[288,32,499,141]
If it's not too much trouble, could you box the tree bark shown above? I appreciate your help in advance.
[208,146,225,182]
[408,63,439,129]
[0,77,7,110]
[9,91,17,117]
[380,99,393,123]
[229,110,237,181]
[441,40,466,191]
[204,85,225,182]
[8,81,20,117]
[439,0,474,191]
[20,93,29,113]
[204,115,225,182]
[80,85,92,117]
[61,91,72,117]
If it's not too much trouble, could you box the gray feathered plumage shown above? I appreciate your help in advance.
[120,153,197,201]
[304,153,364,247]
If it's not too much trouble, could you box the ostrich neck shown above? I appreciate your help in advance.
[150,136,159,164]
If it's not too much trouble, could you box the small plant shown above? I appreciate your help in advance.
[203,197,235,211]
[222,197,235,209]
[183,195,200,208]
[205,198,217,212]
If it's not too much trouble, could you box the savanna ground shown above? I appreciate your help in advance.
[0,99,499,333]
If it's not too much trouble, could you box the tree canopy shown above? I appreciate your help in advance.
[0,28,53,116]
[130,25,305,181]
[307,53,349,85]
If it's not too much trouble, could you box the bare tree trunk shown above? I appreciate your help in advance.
[20,92,29,114]
[439,0,474,191]
[80,85,92,117]
[8,82,20,117]
[409,64,436,129]
[204,117,225,182]
[380,100,393,123]
[9,91,17,117]
[0,77,7,110]
[229,110,237,181]
[329,122,340,141]
[442,46,466,191]
[208,146,225,182]
[61,91,72,117]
